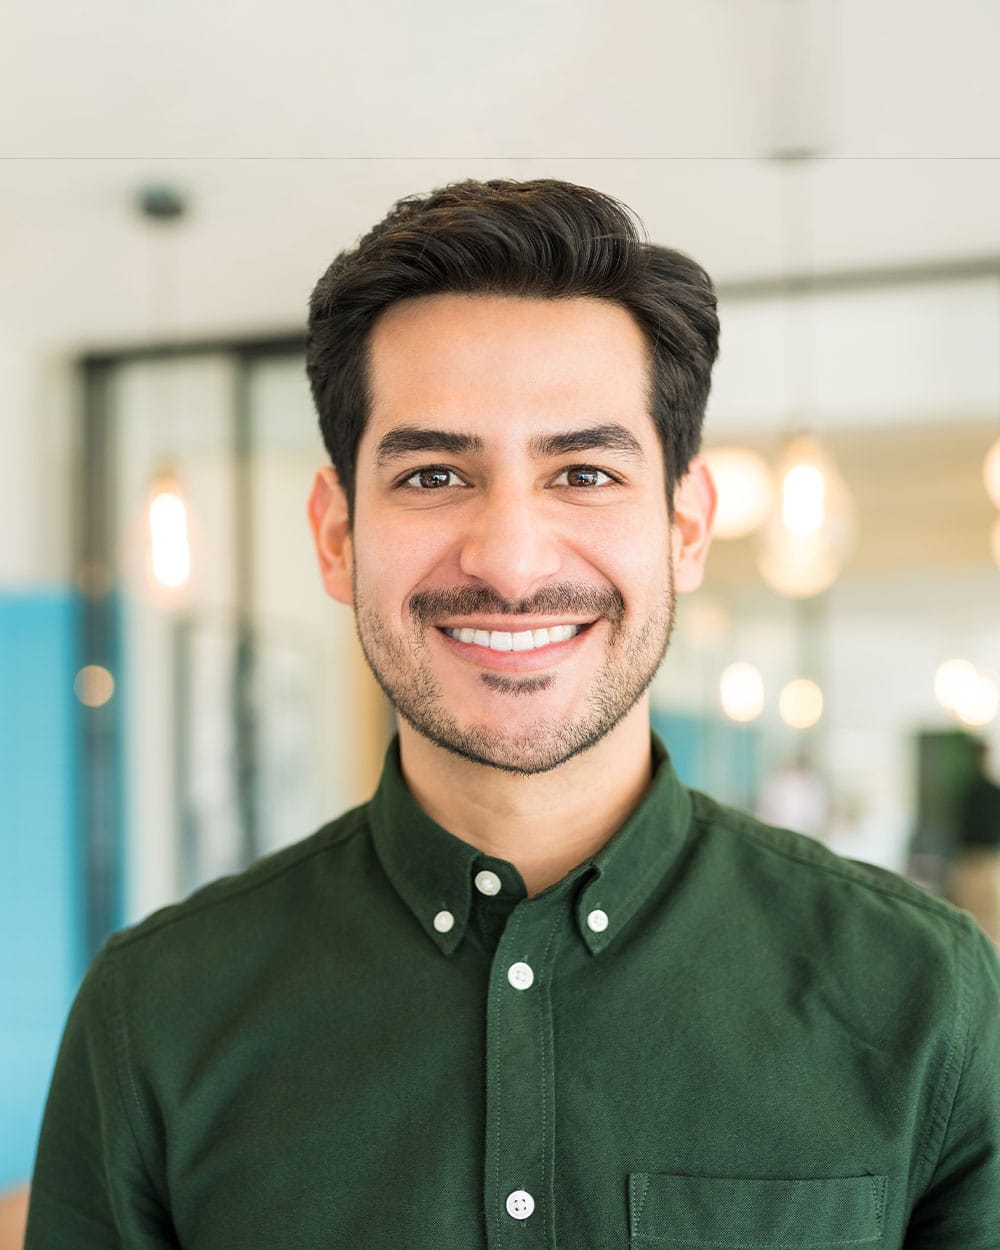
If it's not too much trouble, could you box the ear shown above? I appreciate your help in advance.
[671,457,716,594]
[307,466,354,605]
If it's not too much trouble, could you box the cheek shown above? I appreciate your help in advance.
[357,516,455,602]
[572,509,671,596]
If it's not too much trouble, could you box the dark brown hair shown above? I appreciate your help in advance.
[306,178,719,518]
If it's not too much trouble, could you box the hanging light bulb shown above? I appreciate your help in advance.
[702,446,775,539]
[147,472,192,590]
[984,435,1000,510]
[757,435,855,598]
[782,463,825,536]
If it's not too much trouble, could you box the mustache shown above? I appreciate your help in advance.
[409,583,625,627]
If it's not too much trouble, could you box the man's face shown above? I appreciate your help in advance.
[311,293,712,775]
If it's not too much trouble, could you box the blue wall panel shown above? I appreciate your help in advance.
[652,707,760,812]
[0,591,81,1188]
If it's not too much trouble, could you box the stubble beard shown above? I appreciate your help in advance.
[352,570,676,776]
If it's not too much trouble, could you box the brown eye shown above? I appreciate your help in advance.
[406,468,460,489]
[555,466,614,488]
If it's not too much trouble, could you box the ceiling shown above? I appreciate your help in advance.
[4,1,1000,349]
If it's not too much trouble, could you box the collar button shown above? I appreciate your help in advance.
[586,908,609,933]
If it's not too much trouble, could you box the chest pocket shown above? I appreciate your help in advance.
[628,1172,887,1247]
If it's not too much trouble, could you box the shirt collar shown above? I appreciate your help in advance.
[368,733,693,957]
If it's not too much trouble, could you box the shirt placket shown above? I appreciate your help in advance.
[484,899,563,1249]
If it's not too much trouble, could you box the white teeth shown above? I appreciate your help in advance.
[444,624,582,652]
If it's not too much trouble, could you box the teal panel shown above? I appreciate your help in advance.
[652,708,760,811]
[0,591,82,1188]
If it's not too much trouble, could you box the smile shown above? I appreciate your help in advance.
[442,624,582,653]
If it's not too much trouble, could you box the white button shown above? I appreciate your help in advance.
[507,961,534,991]
[505,1189,535,1220]
[433,910,455,933]
[587,908,609,933]
[475,870,502,896]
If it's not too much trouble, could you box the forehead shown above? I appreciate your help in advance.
[362,293,655,452]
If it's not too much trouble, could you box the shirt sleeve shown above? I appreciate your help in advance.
[24,946,179,1249]
[905,921,1000,1247]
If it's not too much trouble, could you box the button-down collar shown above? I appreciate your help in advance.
[368,734,693,956]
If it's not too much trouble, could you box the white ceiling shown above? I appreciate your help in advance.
[3,0,1000,348]
[5,0,1000,160]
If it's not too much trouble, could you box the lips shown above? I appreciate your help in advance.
[442,624,581,653]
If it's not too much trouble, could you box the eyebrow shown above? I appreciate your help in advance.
[374,421,645,467]
[374,426,485,467]
[529,423,645,461]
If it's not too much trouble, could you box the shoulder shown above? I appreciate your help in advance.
[691,787,969,929]
[687,787,992,1004]
[103,800,374,972]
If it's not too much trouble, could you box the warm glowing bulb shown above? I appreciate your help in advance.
[782,463,825,537]
[702,446,774,539]
[756,532,843,598]
[779,678,824,729]
[956,674,1000,728]
[149,487,191,588]
[935,659,999,728]
[720,662,765,723]
[935,658,980,713]
[984,436,1000,510]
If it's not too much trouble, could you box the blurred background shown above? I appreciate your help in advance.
[3,0,1000,1216]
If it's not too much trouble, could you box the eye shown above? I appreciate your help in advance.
[402,467,466,490]
[552,465,617,488]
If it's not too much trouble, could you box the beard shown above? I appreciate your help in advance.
[352,571,675,776]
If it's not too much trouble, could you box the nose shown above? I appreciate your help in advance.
[458,486,562,601]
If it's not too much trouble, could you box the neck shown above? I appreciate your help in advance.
[397,703,654,896]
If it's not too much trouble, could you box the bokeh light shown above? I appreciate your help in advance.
[984,435,1000,509]
[702,446,774,539]
[779,678,824,729]
[148,482,191,589]
[720,662,765,723]
[935,658,999,727]
[74,665,115,708]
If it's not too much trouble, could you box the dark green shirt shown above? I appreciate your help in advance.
[27,737,1000,1248]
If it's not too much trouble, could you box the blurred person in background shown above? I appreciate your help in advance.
[755,751,830,842]
[948,738,1000,945]
[26,180,1000,1247]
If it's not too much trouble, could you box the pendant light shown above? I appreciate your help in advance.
[756,158,855,598]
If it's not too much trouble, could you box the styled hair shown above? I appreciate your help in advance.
[306,178,719,518]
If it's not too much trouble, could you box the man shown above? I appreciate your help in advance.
[28,180,1000,1247]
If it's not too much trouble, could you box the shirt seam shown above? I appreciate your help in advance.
[493,907,521,1244]
[100,948,171,1214]
[695,807,971,933]
[536,909,563,1243]
[106,814,371,950]
[911,914,976,1195]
